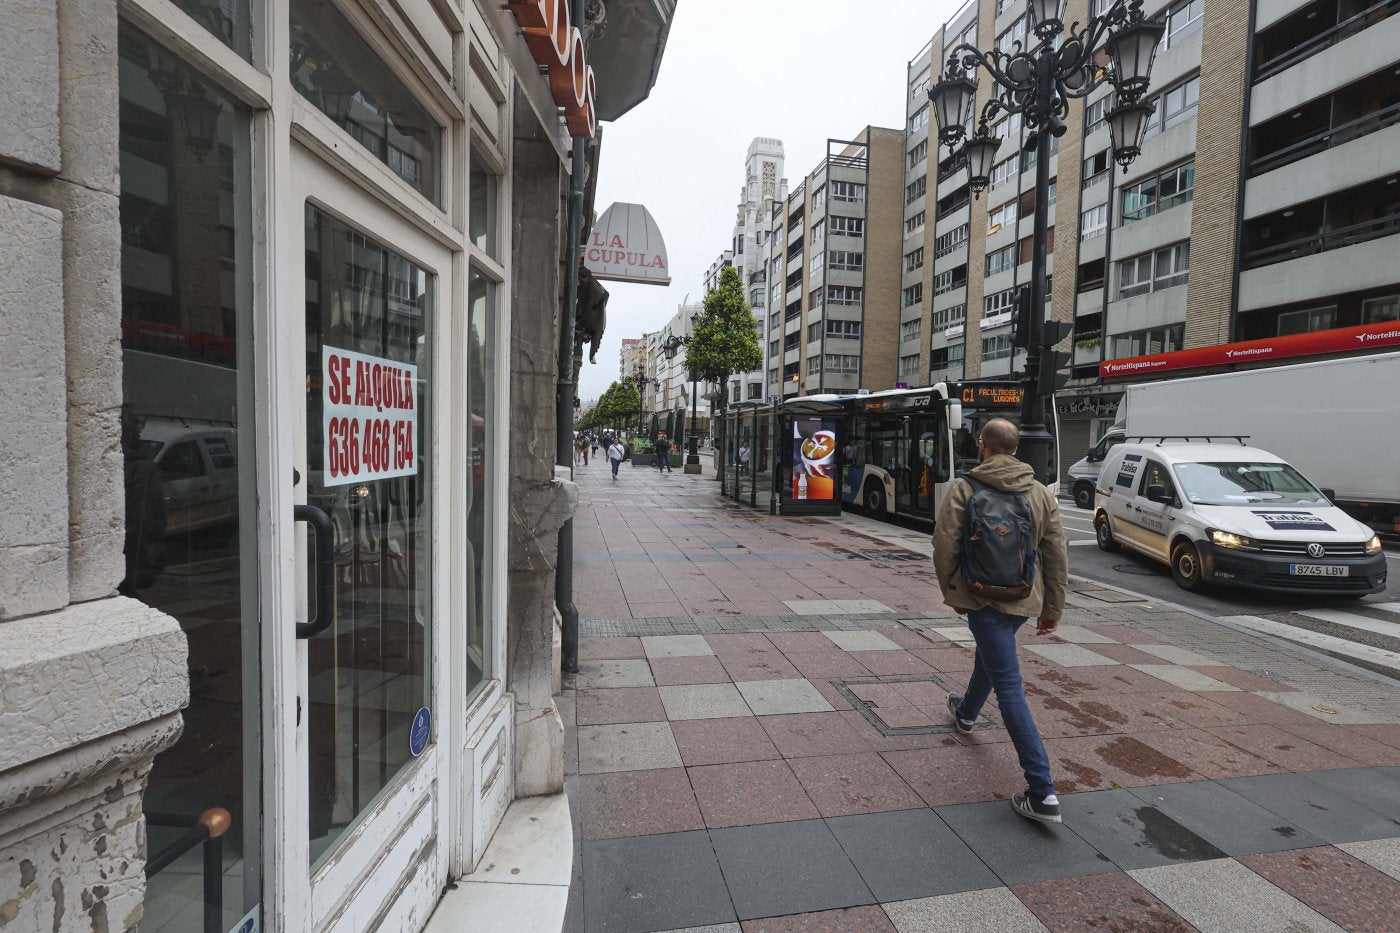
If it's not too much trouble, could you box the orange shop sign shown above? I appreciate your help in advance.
[507,0,597,139]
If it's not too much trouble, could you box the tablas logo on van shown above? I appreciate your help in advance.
[1251,511,1336,531]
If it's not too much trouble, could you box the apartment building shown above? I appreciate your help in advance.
[761,128,905,398]
[906,0,1400,472]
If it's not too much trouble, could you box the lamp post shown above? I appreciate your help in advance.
[661,334,701,468]
[631,365,650,437]
[930,0,1163,484]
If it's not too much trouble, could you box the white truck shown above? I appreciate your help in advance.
[1064,351,1400,539]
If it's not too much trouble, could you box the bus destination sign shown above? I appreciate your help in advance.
[959,384,1024,408]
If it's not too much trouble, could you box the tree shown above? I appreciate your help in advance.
[593,380,640,434]
[687,265,763,396]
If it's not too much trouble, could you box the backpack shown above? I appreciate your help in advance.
[960,476,1037,601]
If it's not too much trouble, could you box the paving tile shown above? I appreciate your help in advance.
[1195,690,1322,724]
[823,630,903,652]
[1047,624,1118,644]
[908,647,978,673]
[643,634,717,658]
[705,633,780,657]
[1208,724,1364,772]
[1073,643,1164,665]
[787,753,925,817]
[1220,771,1400,843]
[1126,779,1324,856]
[1058,664,1177,693]
[1058,788,1226,871]
[1083,624,1165,644]
[1257,691,1382,724]
[1339,838,1400,883]
[583,831,736,933]
[788,599,893,615]
[577,768,705,840]
[924,626,976,645]
[848,650,935,676]
[578,658,657,689]
[650,655,733,686]
[848,682,910,708]
[1130,728,1283,779]
[936,798,1118,886]
[883,888,1049,933]
[576,687,667,726]
[736,679,835,716]
[1128,664,1242,692]
[656,926,741,933]
[838,709,970,754]
[688,759,820,828]
[1131,858,1344,933]
[826,808,1001,903]
[1240,846,1400,932]
[883,628,941,650]
[1132,643,1218,666]
[577,722,683,774]
[1346,723,1400,750]
[760,711,873,758]
[580,637,646,660]
[1011,871,1195,932]
[871,706,944,729]
[1023,643,1119,667]
[1146,689,1253,728]
[659,683,754,721]
[784,651,874,679]
[1045,735,1198,793]
[739,905,896,932]
[811,680,855,710]
[1297,765,1400,824]
[767,632,847,654]
[720,653,803,682]
[710,819,874,920]
[1186,665,1298,693]
[883,745,1024,807]
[671,716,782,767]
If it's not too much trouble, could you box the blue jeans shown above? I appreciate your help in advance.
[956,606,1056,798]
[658,452,671,471]
[610,458,621,477]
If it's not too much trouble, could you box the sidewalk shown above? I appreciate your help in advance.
[562,460,1400,933]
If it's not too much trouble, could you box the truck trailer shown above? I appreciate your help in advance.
[1065,351,1400,539]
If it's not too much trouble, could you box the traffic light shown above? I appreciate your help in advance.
[1037,347,1072,396]
[1012,286,1034,351]
[1041,320,1073,347]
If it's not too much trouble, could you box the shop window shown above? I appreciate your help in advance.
[466,268,497,700]
[290,0,443,204]
[172,0,251,59]
[1277,305,1338,335]
[1363,295,1400,323]
[470,147,500,259]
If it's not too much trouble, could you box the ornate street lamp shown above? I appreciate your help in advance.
[929,0,1164,484]
[631,364,650,436]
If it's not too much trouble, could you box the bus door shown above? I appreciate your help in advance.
[893,415,916,514]
[911,413,947,518]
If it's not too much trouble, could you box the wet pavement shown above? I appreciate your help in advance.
[562,459,1400,932]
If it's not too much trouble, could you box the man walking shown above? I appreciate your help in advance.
[607,438,626,481]
[655,433,673,473]
[932,418,1068,824]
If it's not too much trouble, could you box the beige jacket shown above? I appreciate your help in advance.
[931,454,1069,620]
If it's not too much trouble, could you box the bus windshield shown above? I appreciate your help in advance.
[953,407,1022,477]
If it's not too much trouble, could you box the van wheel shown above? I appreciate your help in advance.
[1171,541,1206,591]
[865,483,886,514]
[1094,513,1120,552]
[1073,482,1095,510]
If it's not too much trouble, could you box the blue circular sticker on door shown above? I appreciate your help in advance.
[409,707,432,757]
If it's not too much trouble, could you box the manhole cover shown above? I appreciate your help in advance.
[835,675,1001,736]
[1111,563,1161,577]
[1076,589,1147,604]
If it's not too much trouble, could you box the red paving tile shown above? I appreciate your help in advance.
[882,628,940,650]
[1125,728,1281,779]
[882,744,1024,805]
[848,650,936,676]
[834,709,969,753]
[784,651,874,679]
[1085,624,1166,644]
[649,654,732,686]
[671,716,783,767]
[788,752,925,817]
[705,633,780,656]
[1146,690,1253,729]
[687,759,820,828]
[1195,691,1326,725]
[1012,872,1195,932]
[1279,722,1400,766]
[1207,724,1365,772]
[868,706,942,729]
[720,653,804,682]
[1346,723,1400,749]
[576,768,704,840]
[741,905,896,932]
[908,646,977,673]
[1085,643,1174,665]
[847,682,909,708]
[575,687,666,726]
[810,679,855,710]
[578,637,646,660]
[760,711,874,758]
[1240,847,1400,932]
[1045,735,1199,792]
[1186,665,1299,693]
[767,632,847,654]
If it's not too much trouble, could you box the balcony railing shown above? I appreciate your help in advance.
[1250,99,1400,176]
[1243,211,1400,269]
[1255,0,1400,84]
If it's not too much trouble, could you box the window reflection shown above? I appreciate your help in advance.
[290,0,443,203]
[470,149,499,259]
[172,0,251,59]
[467,269,495,697]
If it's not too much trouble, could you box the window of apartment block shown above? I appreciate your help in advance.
[828,285,864,305]
[1277,305,1338,335]
[906,211,926,236]
[903,283,925,307]
[904,248,925,273]
[908,140,929,170]
[1083,149,1110,189]
[1363,295,1400,323]
[932,342,967,368]
[1080,203,1108,240]
[784,332,802,352]
[961,21,978,47]
[910,105,930,131]
[1111,323,1185,358]
[1163,0,1203,48]
[900,354,921,378]
[988,201,1018,232]
[808,355,823,375]
[769,368,780,385]
[934,303,967,328]
[768,338,779,357]
[809,251,824,274]
[747,383,763,400]
[996,16,1026,51]
[933,264,967,295]
[831,216,865,236]
[901,320,923,342]
[750,287,764,307]
[825,354,860,374]
[1118,241,1190,298]
[1144,75,1200,139]
[1018,229,1055,264]
[990,156,1019,190]
[769,310,780,332]
[808,321,822,342]
[807,289,822,315]
[1090,0,1113,15]
[984,288,1017,317]
[983,333,1015,360]
[1084,93,1115,136]
[1078,257,1106,290]
[811,218,825,244]
[997,0,1016,13]
[1122,161,1195,223]
[827,319,862,338]
[995,111,1024,142]
[812,185,827,213]
[830,250,864,271]
[935,224,969,256]
[1021,134,1058,172]
[832,181,865,202]
[986,243,1018,277]
[906,176,928,204]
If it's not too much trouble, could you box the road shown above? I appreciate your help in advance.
[1060,502,1400,680]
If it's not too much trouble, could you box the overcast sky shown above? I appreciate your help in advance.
[581,0,966,404]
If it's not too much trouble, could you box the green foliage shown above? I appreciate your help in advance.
[687,266,763,402]
[591,380,641,431]
[628,437,650,453]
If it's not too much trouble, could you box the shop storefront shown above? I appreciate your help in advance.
[1053,389,1124,485]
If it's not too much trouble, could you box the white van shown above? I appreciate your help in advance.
[1093,440,1387,595]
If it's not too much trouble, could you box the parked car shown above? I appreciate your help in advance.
[136,423,239,535]
[1093,440,1386,595]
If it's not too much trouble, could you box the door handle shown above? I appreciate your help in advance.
[294,504,335,638]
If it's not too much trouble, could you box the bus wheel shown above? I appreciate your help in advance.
[865,483,886,514]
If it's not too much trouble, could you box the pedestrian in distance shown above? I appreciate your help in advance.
[738,443,751,475]
[607,438,626,480]
[932,417,1069,825]
[655,432,673,473]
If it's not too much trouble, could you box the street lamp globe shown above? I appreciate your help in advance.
[930,74,977,147]
[1027,0,1065,39]
[1106,100,1156,168]
[964,132,1004,195]
[1104,17,1167,103]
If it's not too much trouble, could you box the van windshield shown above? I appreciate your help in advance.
[1172,461,1327,506]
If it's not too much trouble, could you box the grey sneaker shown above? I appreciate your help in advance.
[946,693,975,735]
[1012,791,1062,824]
